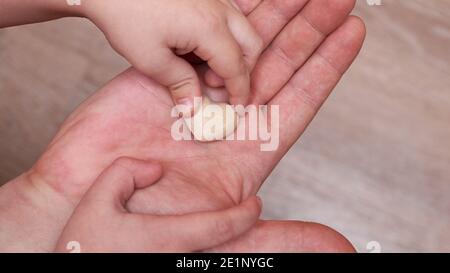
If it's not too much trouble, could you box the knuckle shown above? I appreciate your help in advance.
[207,16,226,32]
[112,157,133,167]
[198,5,226,32]
[288,81,323,110]
[221,50,247,78]
[110,157,136,173]
[169,74,197,92]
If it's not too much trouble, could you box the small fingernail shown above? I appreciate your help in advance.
[176,98,194,117]
[177,98,193,107]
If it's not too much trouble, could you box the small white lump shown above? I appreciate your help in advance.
[183,97,239,142]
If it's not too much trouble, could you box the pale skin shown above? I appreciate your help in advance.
[55,158,262,253]
[0,0,365,252]
[0,0,263,110]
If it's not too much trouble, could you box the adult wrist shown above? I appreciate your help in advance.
[0,170,74,252]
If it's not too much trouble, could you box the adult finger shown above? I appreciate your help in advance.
[251,0,356,104]
[248,0,310,48]
[203,0,310,88]
[269,16,366,153]
[207,220,356,252]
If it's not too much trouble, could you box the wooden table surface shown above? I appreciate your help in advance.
[0,0,449,252]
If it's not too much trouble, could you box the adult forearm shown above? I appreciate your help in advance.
[0,172,73,252]
[0,0,84,28]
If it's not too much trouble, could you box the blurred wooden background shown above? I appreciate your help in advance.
[0,0,449,252]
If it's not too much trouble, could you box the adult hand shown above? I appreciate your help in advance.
[1,0,365,252]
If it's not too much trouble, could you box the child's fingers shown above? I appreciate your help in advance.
[84,157,163,209]
[227,7,264,71]
[204,9,263,89]
[157,196,262,251]
[135,48,203,115]
[195,27,250,106]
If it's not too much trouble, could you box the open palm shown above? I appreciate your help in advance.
[31,0,365,251]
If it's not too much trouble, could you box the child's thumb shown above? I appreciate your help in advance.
[84,157,163,210]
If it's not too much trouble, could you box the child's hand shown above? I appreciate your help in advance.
[83,0,263,110]
[55,157,262,253]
